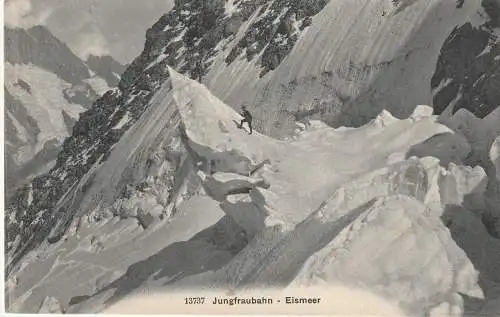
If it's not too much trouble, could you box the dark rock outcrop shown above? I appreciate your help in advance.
[86,54,128,87]
[225,0,329,76]
[482,0,500,27]
[431,20,499,118]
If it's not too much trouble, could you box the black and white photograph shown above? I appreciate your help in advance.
[3,0,500,315]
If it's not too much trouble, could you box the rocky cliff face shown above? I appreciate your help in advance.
[4,25,126,199]
[431,16,499,118]
[86,54,128,87]
[5,0,500,297]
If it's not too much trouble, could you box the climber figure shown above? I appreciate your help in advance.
[238,105,253,134]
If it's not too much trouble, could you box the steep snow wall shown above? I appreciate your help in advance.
[203,0,491,135]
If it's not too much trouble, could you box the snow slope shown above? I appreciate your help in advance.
[203,0,492,135]
[7,69,500,316]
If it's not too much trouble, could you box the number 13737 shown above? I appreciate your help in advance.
[185,297,205,304]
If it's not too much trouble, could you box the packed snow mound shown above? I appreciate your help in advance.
[293,195,483,316]
[491,136,500,182]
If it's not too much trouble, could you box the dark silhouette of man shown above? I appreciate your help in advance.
[238,105,253,134]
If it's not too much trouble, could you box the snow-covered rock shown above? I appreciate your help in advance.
[439,107,500,168]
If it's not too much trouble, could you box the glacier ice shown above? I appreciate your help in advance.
[6,68,500,317]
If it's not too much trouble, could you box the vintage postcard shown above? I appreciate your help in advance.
[3,0,500,315]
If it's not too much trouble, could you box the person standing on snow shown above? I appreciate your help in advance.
[238,105,253,134]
